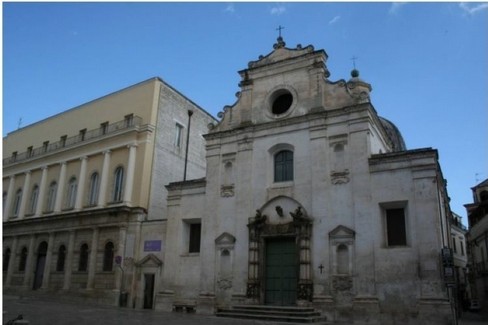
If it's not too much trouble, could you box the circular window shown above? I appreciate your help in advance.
[271,90,293,115]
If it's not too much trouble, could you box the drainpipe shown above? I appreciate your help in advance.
[183,110,193,181]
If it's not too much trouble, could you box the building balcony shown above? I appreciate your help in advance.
[3,116,143,166]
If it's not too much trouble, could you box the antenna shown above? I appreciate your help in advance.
[17,117,23,129]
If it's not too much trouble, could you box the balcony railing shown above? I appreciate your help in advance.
[3,116,142,166]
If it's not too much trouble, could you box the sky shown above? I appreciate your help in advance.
[2,2,487,224]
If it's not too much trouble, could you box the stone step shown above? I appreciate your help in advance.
[232,305,316,312]
[216,305,327,323]
[221,309,321,317]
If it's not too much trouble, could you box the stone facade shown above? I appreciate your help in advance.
[2,78,217,308]
[159,38,455,324]
[465,179,488,312]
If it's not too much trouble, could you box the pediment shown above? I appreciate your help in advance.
[247,39,316,69]
[329,225,355,239]
[136,253,163,267]
[215,232,236,246]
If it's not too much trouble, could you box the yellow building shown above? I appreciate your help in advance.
[2,77,216,307]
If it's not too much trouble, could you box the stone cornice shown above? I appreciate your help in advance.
[204,103,374,142]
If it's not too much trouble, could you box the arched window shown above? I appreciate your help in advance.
[224,161,234,185]
[88,172,100,206]
[78,244,89,272]
[12,189,23,217]
[19,247,28,271]
[113,167,124,202]
[66,177,77,209]
[103,242,114,271]
[480,191,488,202]
[29,185,39,214]
[274,150,294,182]
[220,249,231,278]
[3,248,11,272]
[46,182,57,212]
[337,244,349,274]
[57,245,66,272]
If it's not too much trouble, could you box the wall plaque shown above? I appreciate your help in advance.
[144,240,162,252]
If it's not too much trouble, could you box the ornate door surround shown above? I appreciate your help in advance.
[247,205,313,304]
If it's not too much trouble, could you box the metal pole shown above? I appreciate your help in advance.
[183,110,193,181]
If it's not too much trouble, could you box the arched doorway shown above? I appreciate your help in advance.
[247,197,313,306]
[33,241,48,290]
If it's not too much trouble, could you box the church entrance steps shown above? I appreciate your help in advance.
[216,305,328,323]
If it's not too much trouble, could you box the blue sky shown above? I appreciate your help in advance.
[2,2,487,223]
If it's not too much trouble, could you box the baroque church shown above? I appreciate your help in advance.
[156,36,454,324]
[3,36,455,324]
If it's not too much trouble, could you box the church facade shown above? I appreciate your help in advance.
[156,38,455,324]
[3,37,457,324]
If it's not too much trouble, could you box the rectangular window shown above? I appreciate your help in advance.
[175,123,183,147]
[124,114,134,127]
[79,128,87,141]
[460,240,465,256]
[60,135,67,147]
[12,151,17,161]
[452,237,457,253]
[43,141,49,153]
[189,223,201,253]
[100,122,109,135]
[386,208,407,246]
[27,146,33,158]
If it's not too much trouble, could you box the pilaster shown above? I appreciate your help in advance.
[63,231,75,290]
[5,236,18,286]
[87,227,99,289]
[35,166,49,217]
[123,144,137,205]
[23,235,36,288]
[98,150,111,207]
[54,162,67,212]
[75,156,88,210]
[18,171,31,219]
[4,175,15,221]
[41,232,55,289]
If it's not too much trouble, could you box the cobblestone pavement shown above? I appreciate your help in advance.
[458,310,488,325]
[2,296,310,325]
[3,295,488,325]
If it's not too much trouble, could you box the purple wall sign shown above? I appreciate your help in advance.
[144,240,162,252]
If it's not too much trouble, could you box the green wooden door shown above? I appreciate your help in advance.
[265,238,298,306]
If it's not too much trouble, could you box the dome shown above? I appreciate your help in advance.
[379,117,407,152]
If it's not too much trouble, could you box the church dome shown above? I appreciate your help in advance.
[379,117,407,152]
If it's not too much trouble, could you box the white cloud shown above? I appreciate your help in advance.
[224,3,235,13]
[328,15,341,25]
[270,5,286,16]
[459,2,488,15]
[389,2,407,15]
